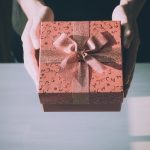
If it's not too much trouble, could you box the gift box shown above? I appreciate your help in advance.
[38,21,124,111]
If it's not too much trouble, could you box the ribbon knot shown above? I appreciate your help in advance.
[76,50,87,62]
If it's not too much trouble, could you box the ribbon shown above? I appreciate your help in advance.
[52,31,108,104]
[53,33,108,83]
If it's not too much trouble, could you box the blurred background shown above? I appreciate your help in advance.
[0,1,150,63]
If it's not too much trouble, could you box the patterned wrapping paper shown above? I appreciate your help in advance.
[38,21,124,111]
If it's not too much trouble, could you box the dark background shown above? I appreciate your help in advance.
[0,0,150,62]
[136,1,150,62]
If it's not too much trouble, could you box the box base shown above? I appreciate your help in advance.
[41,103,122,112]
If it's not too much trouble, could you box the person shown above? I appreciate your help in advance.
[16,0,146,96]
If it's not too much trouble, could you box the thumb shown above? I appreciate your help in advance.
[30,19,40,49]
[122,23,133,49]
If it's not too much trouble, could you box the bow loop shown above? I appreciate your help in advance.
[86,37,96,50]
[53,33,78,54]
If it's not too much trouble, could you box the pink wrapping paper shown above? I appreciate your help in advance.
[38,21,124,111]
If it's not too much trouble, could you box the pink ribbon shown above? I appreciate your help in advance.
[53,32,108,85]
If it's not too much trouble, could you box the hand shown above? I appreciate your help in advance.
[21,5,54,90]
[112,4,140,49]
[112,4,140,96]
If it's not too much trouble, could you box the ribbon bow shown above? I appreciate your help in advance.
[53,32,108,85]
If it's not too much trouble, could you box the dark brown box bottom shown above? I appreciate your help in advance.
[41,103,122,112]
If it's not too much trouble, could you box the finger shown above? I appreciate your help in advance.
[30,19,40,49]
[23,46,39,89]
[22,21,39,89]
[23,52,39,89]
[21,20,32,43]
[122,23,134,49]
[123,23,140,87]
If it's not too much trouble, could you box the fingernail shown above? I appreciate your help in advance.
[35,82,39,92]
[33,40,40,49]
[33,77,39,92]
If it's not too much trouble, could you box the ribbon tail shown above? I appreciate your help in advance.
[59,53,78,82]
[83,54,107,73]
[72,62,89,104]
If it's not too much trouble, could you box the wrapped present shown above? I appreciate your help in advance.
[38,21,124,111]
